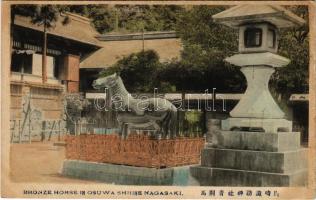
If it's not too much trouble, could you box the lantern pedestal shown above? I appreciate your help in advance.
[221,53,291,133]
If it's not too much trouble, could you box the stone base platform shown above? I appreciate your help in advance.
[61,160,199,186]
[190,166,307,186]
[221,118,292,133]
[201,148,307,174]
[190,131,307,186]
[209,131,301,152]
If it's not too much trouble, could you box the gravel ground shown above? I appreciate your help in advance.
[9,141,98,183]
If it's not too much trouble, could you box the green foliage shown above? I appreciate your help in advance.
[270,6,309,97]
[169,6,244,93]
[176,6,237,55]
[181,110,204,137]
[185,110,201,123]
[100,50,175,93]
[11,5,36,21]
[116,5,184,32]
[12,5,69,28]
[66,5,184,33]
[31,6,59,29]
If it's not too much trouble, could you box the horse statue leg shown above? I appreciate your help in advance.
[168,108,178,139]
[161,114,169,139]
[118,121,124,138]
[151,121,162,139]
[123,123,129,139]
[161,110,173,139]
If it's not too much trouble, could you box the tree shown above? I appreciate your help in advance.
[100,50,175,93]
[173,6,244,93]
[66,5,184,33]
[114,5,184,33]
[31,5,70,83]
[175,5,309,95]
[270,6,309,98]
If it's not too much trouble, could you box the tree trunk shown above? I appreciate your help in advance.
[10,11,15,72]
[42,25,47,83]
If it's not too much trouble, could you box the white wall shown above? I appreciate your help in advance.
[32,53,55,78]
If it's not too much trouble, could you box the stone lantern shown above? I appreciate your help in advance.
[212,5,305,133]
[190,5,307,186]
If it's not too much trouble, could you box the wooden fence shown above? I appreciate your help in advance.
[65,134,205,168]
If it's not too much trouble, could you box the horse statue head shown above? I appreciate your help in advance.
[92,73,119,90]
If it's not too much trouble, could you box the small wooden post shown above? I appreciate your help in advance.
[10,120,15,143]
[18,120,22,143]
[41,121,46,142]
[79,120,82,135]
[74,122,77,136]
[48,121,56,141]
[202,107,207,138]
[28,110,31,144]
[58,120,61,141]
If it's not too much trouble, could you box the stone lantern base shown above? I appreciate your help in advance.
[190,131,308,186]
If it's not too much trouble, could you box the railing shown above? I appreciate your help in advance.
[11,72,61,85]
[65,134,205,168]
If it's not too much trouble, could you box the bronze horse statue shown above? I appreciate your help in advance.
[92,73,177,139]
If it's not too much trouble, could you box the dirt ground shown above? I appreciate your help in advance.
[9,141,99,183]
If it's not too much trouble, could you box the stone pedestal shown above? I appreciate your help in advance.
[190,131,308,186]
[221,53,291,133]
[62,160,199,185]
[228,65,285,119]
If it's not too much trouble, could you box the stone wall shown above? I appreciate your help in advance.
[10,82,66,142]
[10,83,64,120]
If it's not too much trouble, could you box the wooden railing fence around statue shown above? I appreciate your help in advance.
[65,133,205,168]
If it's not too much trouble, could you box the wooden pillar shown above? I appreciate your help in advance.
[42,29,47,83]
[61,54,80,93]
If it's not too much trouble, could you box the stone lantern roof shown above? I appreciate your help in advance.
[212,5,305,28]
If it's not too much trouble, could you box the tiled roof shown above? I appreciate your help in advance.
[80,37,182,69]
[13,12,102,47]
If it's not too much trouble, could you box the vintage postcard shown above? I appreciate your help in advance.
[1,0,316,199]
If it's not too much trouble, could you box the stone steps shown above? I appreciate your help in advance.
[190,131,308,186]
[208,131,301,152]
[190,166,307,187]
[201,148,307,174]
